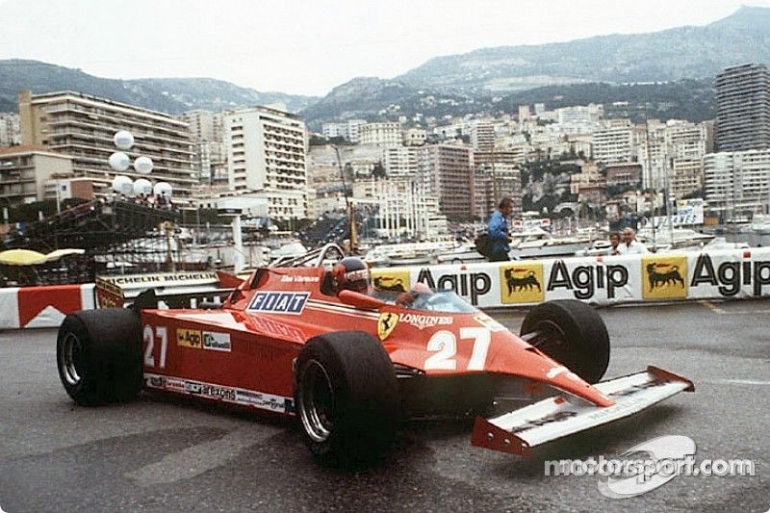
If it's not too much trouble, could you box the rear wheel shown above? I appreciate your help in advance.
[520,300,610,384]
[57,309,143,406]
[294,331,400,466]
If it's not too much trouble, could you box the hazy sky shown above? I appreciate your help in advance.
[0,0,766,96]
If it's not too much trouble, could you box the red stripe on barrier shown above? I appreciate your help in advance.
[17,284,84,328]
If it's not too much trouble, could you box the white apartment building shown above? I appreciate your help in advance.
[0,145,74,205]
[592,121,634,165]
[383,146,419,178]
[666,120,711,199]
[704,150,770,218]
[470,121,495,152]
[224,105,308,221]
[359,122,402,147]
[556,104,604,124]
[0,113,21,146]
[321,119,366,143]
[353,178,443,240]
[403,128,427,146]
[19,90,196,199]
[671,158,703,199]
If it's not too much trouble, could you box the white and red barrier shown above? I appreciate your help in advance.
[2,248,770,330]
[0,284,95,329]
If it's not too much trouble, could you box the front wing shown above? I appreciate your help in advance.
[471,366,694,456]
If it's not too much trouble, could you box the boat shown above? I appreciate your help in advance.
[574,239,614,257]
[636,227,715,251]
[434,242,487,265]
[362,240,457,268]
[749,214,770,236]
[508,228,593,260]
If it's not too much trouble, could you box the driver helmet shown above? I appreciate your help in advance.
[331,257,371,294]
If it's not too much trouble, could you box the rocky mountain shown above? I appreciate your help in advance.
[1,6,768,127]
[303,6,768,126]
[397,5,770,93]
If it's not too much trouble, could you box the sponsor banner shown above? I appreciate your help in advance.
[98,271,219,288]
[373,248,770,307]
[1,249,769,331]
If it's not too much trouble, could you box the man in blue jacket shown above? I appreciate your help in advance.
[487,197,514,262]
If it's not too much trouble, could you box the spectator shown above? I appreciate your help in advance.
[607,231,621,255]
[487,197,514,262]
[617,227,648,255]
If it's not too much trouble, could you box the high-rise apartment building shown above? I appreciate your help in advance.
[419,144,474,221]
[715,63,770,152]
[179,109,226,184]
[383,146,419,178]
[704,150,770,218]
[470,121,495,153]
[18,90,196,199]
[224,105,308,221]
[592,121,634,165]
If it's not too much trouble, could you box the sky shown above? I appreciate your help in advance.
[0,0,767,97]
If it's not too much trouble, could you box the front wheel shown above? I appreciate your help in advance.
[294,331,400,466]
[57,309,143,406]
[520,300,610,384]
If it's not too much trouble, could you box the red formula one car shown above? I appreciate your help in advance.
[56,244,693,464]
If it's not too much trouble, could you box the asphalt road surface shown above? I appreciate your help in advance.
[0,300,768,513]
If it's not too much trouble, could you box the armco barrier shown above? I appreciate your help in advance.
[4,248,770,330]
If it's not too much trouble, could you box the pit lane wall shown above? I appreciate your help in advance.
[370,248,770,308]
[2,248,769,330]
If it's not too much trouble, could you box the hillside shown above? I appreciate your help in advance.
[0,6,767,127]
[0,60,317,115]
[397,6,770,93]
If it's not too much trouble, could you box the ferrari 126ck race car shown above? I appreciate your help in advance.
[56,244,693,465]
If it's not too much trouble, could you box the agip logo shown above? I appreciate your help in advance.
[177,328,202,348]
[501,263,545,304]
[372,270,410,293]
[642,256,688,300]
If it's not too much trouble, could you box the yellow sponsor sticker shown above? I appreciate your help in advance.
[371,270,410,294]
[377,312,399,341]
[642,256,688,300]
[500,262,545,304]
[177,328,202,348]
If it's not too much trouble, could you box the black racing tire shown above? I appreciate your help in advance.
[294,331,400,466]
[520,299,610,384]
[57,309,143,406]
